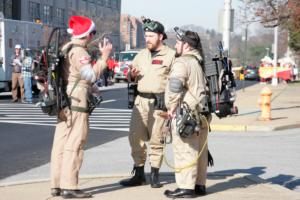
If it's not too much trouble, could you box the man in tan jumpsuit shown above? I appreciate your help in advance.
[120,18,175,188]
[10,44,24,102]
[50,16,112,198]
[164,28,211,198]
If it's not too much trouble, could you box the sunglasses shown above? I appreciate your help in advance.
[90,30,97,35]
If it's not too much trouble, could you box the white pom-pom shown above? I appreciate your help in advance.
[80,65,96,83]
[67,28,73,34]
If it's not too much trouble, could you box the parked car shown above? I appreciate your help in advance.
[244,66,260,80]
[114,50,138,82]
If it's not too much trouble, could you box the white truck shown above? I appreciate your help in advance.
[0,18,45,92]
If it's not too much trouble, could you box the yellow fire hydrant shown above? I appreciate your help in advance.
[258,86,272,120]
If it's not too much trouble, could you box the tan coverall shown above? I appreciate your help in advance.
[165,49,210,189]
[51,38,106,190]
[129,45,175,168]
[11,54,24,101]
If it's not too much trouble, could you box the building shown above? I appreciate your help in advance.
[0,0,121,50]
[120,14,145,51]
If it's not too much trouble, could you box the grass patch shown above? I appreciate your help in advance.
[289,80,300,86]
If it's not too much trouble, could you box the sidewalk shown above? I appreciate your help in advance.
[1,173,300,200]
[211,81,300,131]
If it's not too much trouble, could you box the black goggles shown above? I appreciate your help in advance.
[174,27,198,48]
[143,21,160,32]
[90,30,97,35]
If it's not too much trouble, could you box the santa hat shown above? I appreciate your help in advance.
[67,16,96,39]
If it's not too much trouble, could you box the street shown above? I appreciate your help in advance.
[0,81,299,193]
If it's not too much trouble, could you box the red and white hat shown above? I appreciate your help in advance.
[67,16,96,39]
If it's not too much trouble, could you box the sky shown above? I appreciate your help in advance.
[121,0,242,32]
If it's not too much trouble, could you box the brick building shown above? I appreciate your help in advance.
[0,0,121,50]
[120,14,145,51]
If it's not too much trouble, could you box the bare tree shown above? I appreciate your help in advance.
[249,0,290,28]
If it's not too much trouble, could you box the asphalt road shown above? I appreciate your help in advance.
[0,84,129,179]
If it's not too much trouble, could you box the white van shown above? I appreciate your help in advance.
[0,18,44,92]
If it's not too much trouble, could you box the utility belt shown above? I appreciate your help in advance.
[138,92,167,111]
[138,92,156,99]
[67,80,102,115]
[12,66,22,73]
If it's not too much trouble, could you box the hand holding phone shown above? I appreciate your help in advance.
[99,37,112,61]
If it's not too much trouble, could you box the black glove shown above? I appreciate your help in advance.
[154,93,167,111]
[208,149,214,167]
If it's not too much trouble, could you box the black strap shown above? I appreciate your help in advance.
[59,43,85,111]
[138,92,156,99]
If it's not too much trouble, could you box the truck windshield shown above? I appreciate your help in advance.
[119,52,137,62]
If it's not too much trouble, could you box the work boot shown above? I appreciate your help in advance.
[164,188,196,198]
[61,189,92,199]
[51,188,61,196]
[195,184,206,196]
[119,166,146,187]
[150,167,162,188]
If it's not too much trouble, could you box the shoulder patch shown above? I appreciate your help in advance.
[79,56,91,64]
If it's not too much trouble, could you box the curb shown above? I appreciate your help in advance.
[210,123,300,132]
[0,172,272,188]
[1,173,297,197]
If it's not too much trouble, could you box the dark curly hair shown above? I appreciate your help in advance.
[184,31,205,65]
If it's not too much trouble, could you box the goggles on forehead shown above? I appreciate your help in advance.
[174,26,198,47]
[143,22,159,32]
[142,18,159,32]
[142,16,167,39]
[174,27,185,41]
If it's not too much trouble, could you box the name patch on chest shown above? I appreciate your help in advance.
[152,59,163,65]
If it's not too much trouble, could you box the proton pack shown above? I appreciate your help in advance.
[204,42,238,118]
[33,28,69,120]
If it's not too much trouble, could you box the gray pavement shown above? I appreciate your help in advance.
[1,174,300,200]
[1,81,300,199]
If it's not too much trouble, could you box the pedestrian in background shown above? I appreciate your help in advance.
[10,44,24,102]
[120,17,175,188]
[107,56,116,80]
[22,48,34,103]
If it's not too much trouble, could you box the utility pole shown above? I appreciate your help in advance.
[223,0,232,54]
[271,1,279,86]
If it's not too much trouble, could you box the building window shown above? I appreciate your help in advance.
[29,1,40,22]
[54,8,65,26]
[112,0,117,9]
[105,0,111,8]
[1,0,13,19]
[0,1,3,14]
[43,5,52,24]
[97,0,104,6]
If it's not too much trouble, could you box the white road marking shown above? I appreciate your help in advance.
[0,103,132,132]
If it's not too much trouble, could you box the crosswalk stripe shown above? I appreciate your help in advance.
[0,103,132,132]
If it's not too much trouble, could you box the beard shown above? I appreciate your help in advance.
[147,39,161,52]
[175,51,182,57]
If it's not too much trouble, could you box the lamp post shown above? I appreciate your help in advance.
[223,0,232,54]
[265,47,270,57]
[271,0,279,86]
[272,25,278,86]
